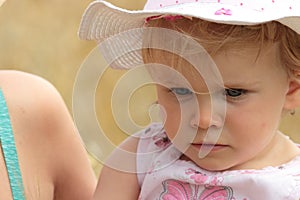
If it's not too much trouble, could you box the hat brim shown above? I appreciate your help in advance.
[79,0,300,40]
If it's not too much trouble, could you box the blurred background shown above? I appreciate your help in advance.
[0,0,299,178]
[0,0,148,177]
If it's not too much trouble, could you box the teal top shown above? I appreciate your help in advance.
[0,89,25,200]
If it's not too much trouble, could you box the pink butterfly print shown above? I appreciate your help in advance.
[186,168,223,186]
[160,179,199,200]
[199,185,234,200]
[159,179,234,200]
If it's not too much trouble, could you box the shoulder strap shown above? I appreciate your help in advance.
[0,89,25,200]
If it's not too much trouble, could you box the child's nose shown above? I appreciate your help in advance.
[190,96,223,130]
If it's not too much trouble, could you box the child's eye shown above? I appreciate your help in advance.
[224,88,246,98]
[170,87,193,95]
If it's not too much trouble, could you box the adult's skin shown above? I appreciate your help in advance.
[0,70,96,200]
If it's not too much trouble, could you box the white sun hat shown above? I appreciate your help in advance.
[79,0,300,39]
[78,0,300,69]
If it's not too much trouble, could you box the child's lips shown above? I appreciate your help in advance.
[191,143,229,151]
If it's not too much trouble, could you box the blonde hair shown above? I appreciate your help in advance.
[142,17,300,75]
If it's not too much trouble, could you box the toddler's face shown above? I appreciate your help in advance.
[153,44,290,171]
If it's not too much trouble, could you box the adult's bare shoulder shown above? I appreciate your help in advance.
[0,70,96,200]
[0,70,65,125]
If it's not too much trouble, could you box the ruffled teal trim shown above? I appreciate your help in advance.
[0,89,25,200]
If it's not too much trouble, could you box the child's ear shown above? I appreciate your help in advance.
[284,80,300,110]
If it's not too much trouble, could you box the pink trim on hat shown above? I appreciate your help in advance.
[164,15,184,21]
[145,15,163,23]
[145,14,192,24]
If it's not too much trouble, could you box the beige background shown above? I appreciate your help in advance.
[0,0,299,177]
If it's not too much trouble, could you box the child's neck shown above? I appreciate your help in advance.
[181,131,300,171]
[231,131,300,170]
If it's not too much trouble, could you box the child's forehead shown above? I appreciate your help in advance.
[147,44,270,70]
[143,18,286,59]
[147,43,282,85]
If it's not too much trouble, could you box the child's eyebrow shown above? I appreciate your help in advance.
[223,80,261,88]
[152,73,191,85]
